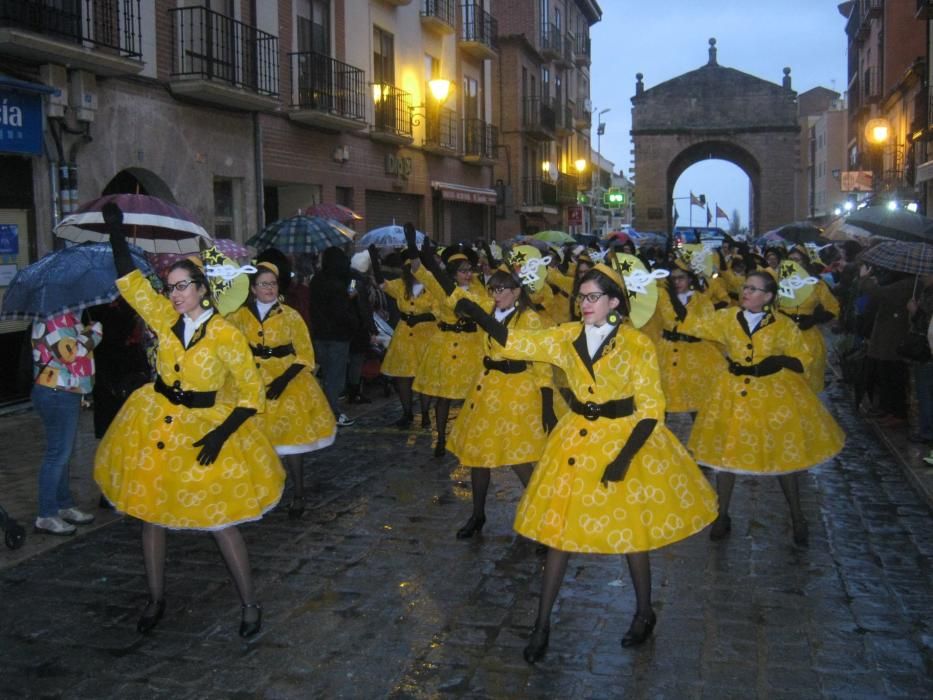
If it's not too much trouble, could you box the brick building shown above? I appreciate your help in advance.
[795,87,848,222]
[491,0,601,238]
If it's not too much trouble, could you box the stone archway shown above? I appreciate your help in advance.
[631,39,799,235]
[101,167,175,202]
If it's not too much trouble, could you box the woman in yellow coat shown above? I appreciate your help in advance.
[373,255,436,429]
[95,208,282,638]
[227,262,336,519]
[778,249,839,393]
[447,267,555,539]
[680,270,845,545]
[656,264,726,415]
[411,241,485,457]
[454,263,718,662]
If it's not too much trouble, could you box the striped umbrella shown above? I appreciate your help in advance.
[54,194,210,254]
[246,215,355,254]
[859,241,933,275]
[305,203,363,224]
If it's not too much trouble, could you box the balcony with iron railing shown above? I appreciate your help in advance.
[289,51,367,131]
[556,173,578,204]
[555,102,574,135]
[0,0,143,75]
[573,101,591,129]
[421,0,455,34]
[521,177,558,209]
[462,118,497,164]
[522,96,555,139]
[540,22,562,61]
[855,0,882,41]
[918,0,933,20]
[371,83,413,144]
[169,6,279,111]
[459,3,497,60]
[574,33,590,66]
[421,107,459,154]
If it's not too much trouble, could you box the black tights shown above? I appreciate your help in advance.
[468,464,533,518]
[531,549,653,630]
[434,398,451,445]
[283,454,303,505]
[395,378,429,419]
[141,523,258,620]
[715,471,805,525]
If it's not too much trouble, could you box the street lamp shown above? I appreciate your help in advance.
[864,117,890,194]
[593,108,610,235]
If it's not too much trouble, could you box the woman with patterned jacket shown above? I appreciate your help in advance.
[679,270,845,545]
[95,204,283,639]
[227,262,336,520]
[453,260,718,663]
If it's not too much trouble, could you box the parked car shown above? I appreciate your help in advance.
[672,226,727,246]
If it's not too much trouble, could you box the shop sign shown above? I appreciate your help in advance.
[567,206,583,226]
[386,153,412,180]
[0,90,42,156]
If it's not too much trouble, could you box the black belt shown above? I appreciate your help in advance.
[250,343,295,359]
[438,320,478,333]
[662,329,701,343]
[560,388,635,421]
[154,375,217,408]
[483,356,528,374]
[778,311,815,326]
[727,358,782,378]
[400,312,435,326]
[548,283,569,298]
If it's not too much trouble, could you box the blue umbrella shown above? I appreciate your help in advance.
[246,215,355,254]
[356,225,425,250]
[0,242,153,320]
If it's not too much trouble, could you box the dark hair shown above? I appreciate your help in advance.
[167,259,212,301]
[445,255,472,279]
[401,262,416,299]
[764,246,785,264]
[841,240,862,262]
[257,248,292,295]
[746,270,778,304]
[486,269,533,315]
[579,268,631,318]
[249,265,278,287]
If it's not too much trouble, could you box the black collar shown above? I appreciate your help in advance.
[573,323,620,380]
[736,309,774,337]
[171,313,213,349]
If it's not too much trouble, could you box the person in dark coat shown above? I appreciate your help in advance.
[308,246,359,427]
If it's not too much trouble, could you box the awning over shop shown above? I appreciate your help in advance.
[431,181,497,206]
[0,74,60,95]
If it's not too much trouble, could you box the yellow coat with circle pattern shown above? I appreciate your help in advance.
[778,280,839,393]
[94,270,284,531]
[227,302,336,454]
[380,278,437,378]
[496,321,718,553]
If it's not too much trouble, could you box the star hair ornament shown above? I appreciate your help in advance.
[507,245,552,293]
[200,244,257,315]
[609,252,669,328]
[777,259,819,307]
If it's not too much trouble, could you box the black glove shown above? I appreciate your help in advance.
[600,418,657,486]
[420,238,456,296]
[368,245,385,285]
[454,298,507,346]
[713,301,729,310]
[756,355,804,375]
[795,314,818,331]
[104,203,136,277]
[192,406,256,465]
[266,363,303,400]
[812,304,835,325]
[403,222,419,261]
[541,387,557,434]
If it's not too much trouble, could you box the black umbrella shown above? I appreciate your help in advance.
[846,206,933,242]
[762,222,826,245]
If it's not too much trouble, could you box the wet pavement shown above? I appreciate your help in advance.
[0,376,932,699]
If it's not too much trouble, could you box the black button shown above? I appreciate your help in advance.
[409,332,414,337]
[588,387,595,394]
[568,457,575,465]
[172,380,181,389]
[255,363,261,368]
[164,416,173,424]
[744,378,751,384]
[580,429,587,436]
[258,330,264,337]
[673,348,678,353]
[476,385,482,391]
[470,403,474,409]
[174,364,180,372]
[740,391,747,397]
[745,356,752,362]
[673,362,678,367]
[746,343,753,350]
[452,355,457,359]
[453,342,458,347]
[484,370,490,376]
[156,441,165,449]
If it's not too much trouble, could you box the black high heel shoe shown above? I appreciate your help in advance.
[137,599,165,634]
[621,610,656,648]
[709,514,732,541]
[433,439,446,458]
[455,514,486,539]
[239,602,262,638]
[287,498,305,520]
[394,412,414,429]
[792,518,809,546]
[523,625,550,664]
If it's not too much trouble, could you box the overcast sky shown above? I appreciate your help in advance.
[589,0,849,230]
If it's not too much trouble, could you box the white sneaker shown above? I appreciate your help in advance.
[336,413,356,427]
[59,507,95,525]
[35,516,77,536]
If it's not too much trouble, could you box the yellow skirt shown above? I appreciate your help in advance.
[381,320,435,378]
[657,337,727,413]
[94,386,285,530]
[412,329,484,400]
[514,415,718,553]
[260,371,336,454]
[800,326,828,394]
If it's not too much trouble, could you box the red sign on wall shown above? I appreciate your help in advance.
[567,206,583,226]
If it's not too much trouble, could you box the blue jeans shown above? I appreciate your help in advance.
[914,363,933,439]
[313,340,349,414]
[32,384,81,518]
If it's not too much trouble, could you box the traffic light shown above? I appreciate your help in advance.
[604,188,625,208]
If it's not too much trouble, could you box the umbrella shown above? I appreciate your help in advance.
[54,194,210,254]
[246,215,355,254]
[532,230,576,244]
[757,222,826,247]
[846,206,933,242]
[146,238,251,279]
[823,217,874,242]
[211,237,252,259]
[305,203,363,224]
[858,241,933,275]
[0,242,153,320]
[356,225,425,250]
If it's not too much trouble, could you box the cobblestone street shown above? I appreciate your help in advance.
[0,378,931,699]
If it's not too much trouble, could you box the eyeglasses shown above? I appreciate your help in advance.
[742,284,769,293]
[164,279,195,294]
[488,285,517,295]
[455,267,472,274]
[575,292,608,304]
[255,280,278,289]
